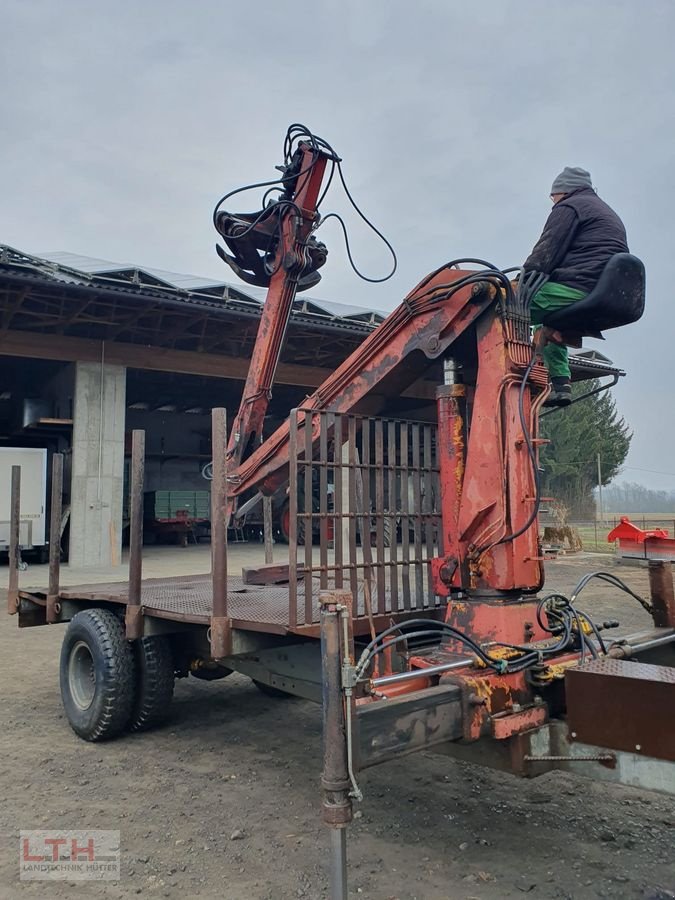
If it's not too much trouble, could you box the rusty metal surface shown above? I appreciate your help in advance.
[128,429,145,606]
[19,399,556,636]
[225,142,330,472]
[46,453,63,624]
[356,684,463,769]
[23,574,371,630]
[210,615,233,658]
[490,704,548,740]
[126,430,145,639]
[210,408,228,620]
[566,657,675,762]
[320,591,353,826]
[231,265,492,500]
[648,560,675,628]
[288,409,443,627]
[125,605,143,639]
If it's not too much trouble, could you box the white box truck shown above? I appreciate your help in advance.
[0,447,48,557]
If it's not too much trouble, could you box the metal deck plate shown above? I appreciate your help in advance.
[50,574,310,626]
[22,572,436,631]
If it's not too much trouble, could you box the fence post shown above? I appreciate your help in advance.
[46,453,64,624]
[7,465,21,615]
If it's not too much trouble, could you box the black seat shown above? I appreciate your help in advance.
[542,253,645,337]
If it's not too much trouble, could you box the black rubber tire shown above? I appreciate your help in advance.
[252,679,292,699]
[128,635,175,732]
[60,609,135,742]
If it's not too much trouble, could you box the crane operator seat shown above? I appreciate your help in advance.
[542,253,645,340]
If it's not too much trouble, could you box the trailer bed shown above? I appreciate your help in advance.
[18,573,425,636]
[20,574,322,633]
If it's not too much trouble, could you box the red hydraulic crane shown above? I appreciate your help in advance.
[214,127,657,899]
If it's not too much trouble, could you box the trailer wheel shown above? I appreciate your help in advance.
[128,635,175,732]
[60,609,135,741]
[278,502,305,545]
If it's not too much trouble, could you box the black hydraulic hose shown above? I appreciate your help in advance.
[216,123,396,284]
[576,607,608,654]
[214,199,304,243]
[570,571,651,613]
[416,260,516,305]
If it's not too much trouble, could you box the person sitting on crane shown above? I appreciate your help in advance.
[524,166,629,407]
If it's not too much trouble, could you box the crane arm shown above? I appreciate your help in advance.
[229,267,495,498]
[217,141,334,468]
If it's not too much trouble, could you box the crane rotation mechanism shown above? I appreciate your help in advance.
[214,126,670,896]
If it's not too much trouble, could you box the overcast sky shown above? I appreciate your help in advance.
[2,0,674,489]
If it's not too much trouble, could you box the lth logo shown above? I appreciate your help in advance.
[20,830,120,881]
[22,835,96,861]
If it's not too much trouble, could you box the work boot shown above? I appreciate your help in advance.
[544,376,572,408]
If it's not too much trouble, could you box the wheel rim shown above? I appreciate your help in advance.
[68,640,96,710]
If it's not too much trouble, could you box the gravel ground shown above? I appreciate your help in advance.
[1,553,674,900]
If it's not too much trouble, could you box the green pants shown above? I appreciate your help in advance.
[530,282,586,379]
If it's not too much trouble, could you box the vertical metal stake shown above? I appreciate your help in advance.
[648,560,675,628]
[210,408,231,657]
[125,430,145,639]
[263,495,273,564]
[46,454,64,624]
[320,590,353,900]
[329,829,348,900]
[7,465,21,614]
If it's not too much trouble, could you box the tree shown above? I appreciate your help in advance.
[603,481,675,514]
[539,380,631,517]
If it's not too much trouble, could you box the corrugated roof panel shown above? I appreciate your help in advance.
[141,267,233,293]
[36,251,384,320]
[298,297,384,322]
[39,251,130,274]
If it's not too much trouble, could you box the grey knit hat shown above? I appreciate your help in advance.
[551,166,593,195]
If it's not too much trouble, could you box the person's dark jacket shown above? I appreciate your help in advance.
[523,187,629,293]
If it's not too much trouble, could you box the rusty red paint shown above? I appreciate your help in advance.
[491,704,548,740]
[226,143,330,474]
[229,267,493,498]
[444,596,548,648]
[435,382,465,582]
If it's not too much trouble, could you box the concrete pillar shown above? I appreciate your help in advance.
[69,361,126,568]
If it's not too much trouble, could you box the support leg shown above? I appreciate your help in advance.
[320,590,353,900]
[329,828,348,900]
